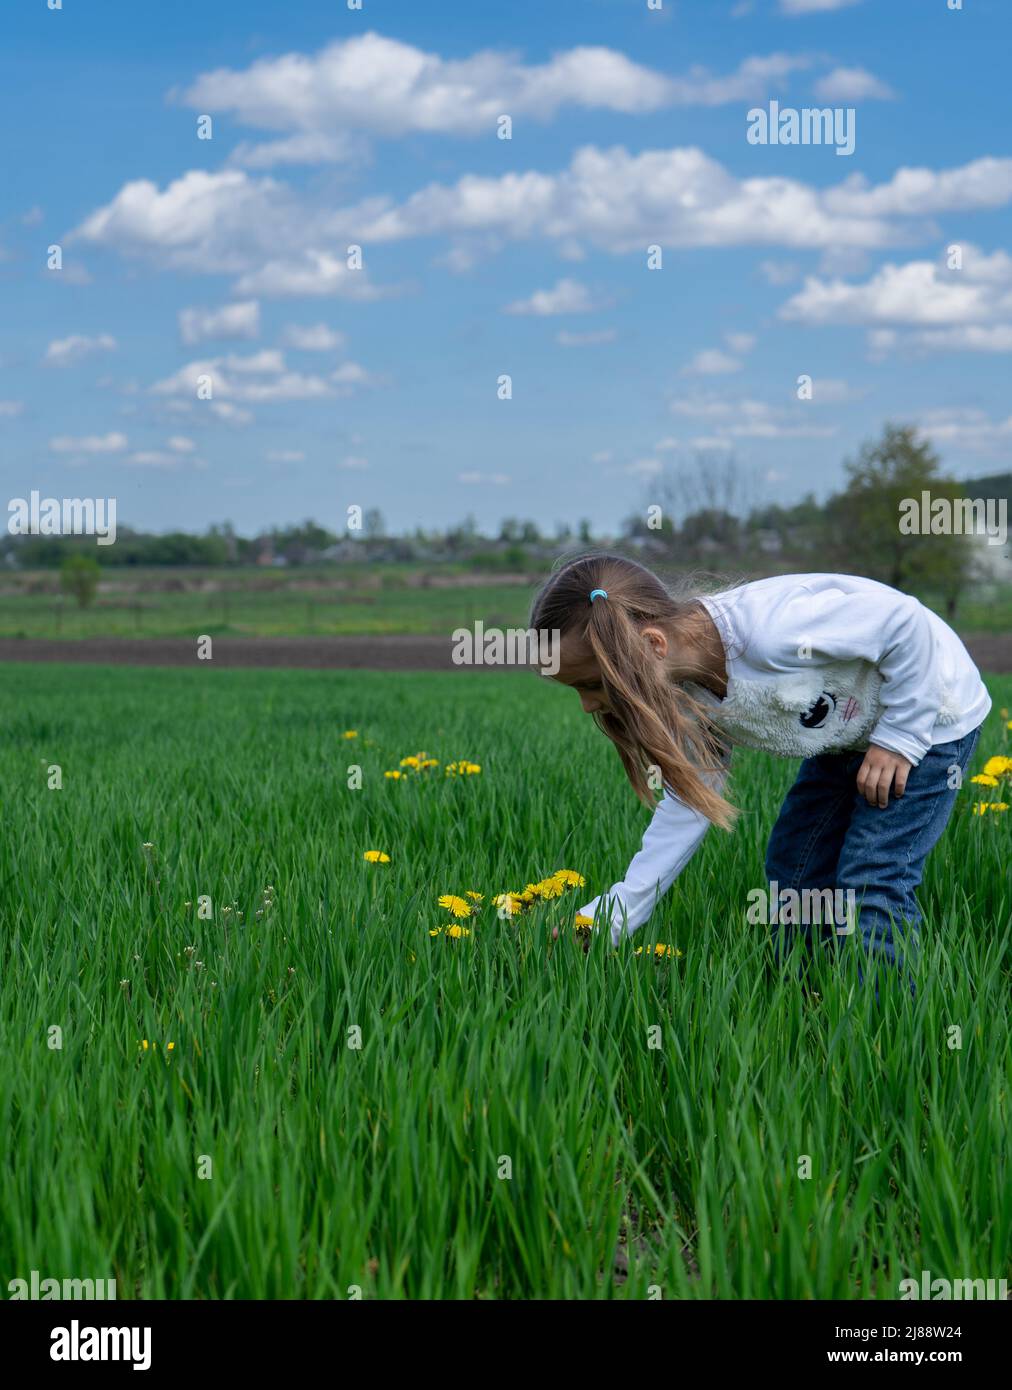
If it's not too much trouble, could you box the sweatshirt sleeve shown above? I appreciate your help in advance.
[577,778,723,946]
[757,583,941,766]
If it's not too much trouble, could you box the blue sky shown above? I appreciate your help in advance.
[2,0,1010,539]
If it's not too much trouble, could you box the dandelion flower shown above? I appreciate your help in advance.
[633,943,683,957]
[363,850,391,863]
[493,892,523,916]
[343,730,359,740]
[972,801,1009,815]
[982,756,1012,777]
[971,773,999,786]
[445,924,471,939]
[466,891,483,902]
[438,894,473,918]
[574,914,594,928]
[400,756,421,770]
[384,770,402,780]
[553,870,586,889]
[429,928,442,937]
[534,877,565,899]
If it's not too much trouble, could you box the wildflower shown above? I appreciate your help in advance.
[465,891,483,902]
[343,730,359,739]
[982,756,1012,777]
[633,943,683,957]
[972,801,1009,815]
[384,770,402,780]
[363,850,391,863]
[141,1039,149,1050]
[445,924,471,939]
[971,773,999,786]
[493,892,523,916]
[429,928,442,937]
[534,877,565,899]
[438,894,473,918]
[446,760,482,776]
[166,1042,175,1051]
[553,870,586,889]
[400,756,421,770]
[574,914,594,929]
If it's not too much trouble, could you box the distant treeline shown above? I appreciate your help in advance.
[4,428,1009,616]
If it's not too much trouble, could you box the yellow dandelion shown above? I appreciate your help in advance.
[971,773,999,786]
[438,894,473,918]
[574,914,594,928]
[466,891,484,901]
[429,928,442,937]
[363,850,391,863]
[553,870,586,889]
[982,756,1012,777]
[445,924,471,939]
[534,877,566,899]
[493,892,523,916]
[342,730,358,739]
[972,801,1009,815]
[419,758,439,770]
[166,1042,175,1051]
[633,943,683,957]
[140,1039,149,1050]
[400,755,421,770]
[384,770,402,779]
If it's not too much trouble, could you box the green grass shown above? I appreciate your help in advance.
[1,567,1009,640]
[0,663,1009,1299]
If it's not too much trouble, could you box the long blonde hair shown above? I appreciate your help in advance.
[530,553,737,830]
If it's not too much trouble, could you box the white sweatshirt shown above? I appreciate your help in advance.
[579,573,991,943]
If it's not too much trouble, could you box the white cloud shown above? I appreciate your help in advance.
[458,471,510,485]
[813,66,895,102]
[150,349,375,404]
[348,145,967,253]
[179,301,260,345]
[228,132,359,170]
[340,455,370,470]
[167,435,195,453]
[669,391,837,438]
[683,349,742,375]
[781,247,1012,328]
[126,448,201,469]
[825,158,1012,218]
[506,278,598,315]
[282,323,346,350]
[780,0,863,14]
[0,400,24,417]
[760,259,801,285]
[267,449,305,463]
[178,33,805,162]
[725,332,756,354]
[209,401,253,426]
[557,329,617,347]
[50,431,128,454]
[235,250,381,299]
[44,333,117,367]
[915,408,1012,456]
[625,458,663,479]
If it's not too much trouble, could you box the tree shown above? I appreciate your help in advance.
[61,553,100,608]
[826,424,974,614]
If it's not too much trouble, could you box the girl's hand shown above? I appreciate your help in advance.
[856,744,912,808]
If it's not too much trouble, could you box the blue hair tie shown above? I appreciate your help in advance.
[589,588,608,603]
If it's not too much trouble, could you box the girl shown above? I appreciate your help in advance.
[531,555,990,971]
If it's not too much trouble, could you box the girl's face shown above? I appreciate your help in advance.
[552,641,611,714]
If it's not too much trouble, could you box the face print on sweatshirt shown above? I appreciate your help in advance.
[799,691,863,729]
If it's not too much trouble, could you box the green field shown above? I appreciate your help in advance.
[1,662,1009,1299]
[1,565,1010,640]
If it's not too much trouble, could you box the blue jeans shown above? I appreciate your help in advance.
[764,727,981,976]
